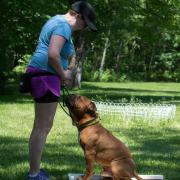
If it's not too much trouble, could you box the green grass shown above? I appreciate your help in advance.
[0,82,180,180]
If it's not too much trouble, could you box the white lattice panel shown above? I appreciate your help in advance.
[95,101,176,120]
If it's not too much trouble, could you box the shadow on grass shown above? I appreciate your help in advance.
[78,83,180,104]
[82,83,180,94]
[0,81,33,103]
[0,126,179,179]
[111,126,180,179]
[0,135,84,180]
[0,136,28,180]
[1,81,179,105]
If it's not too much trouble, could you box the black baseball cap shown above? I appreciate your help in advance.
[71,1,97,32]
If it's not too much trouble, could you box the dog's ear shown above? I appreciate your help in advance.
[86,101,97,117]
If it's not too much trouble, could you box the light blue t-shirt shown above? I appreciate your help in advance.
[29,15,75,73]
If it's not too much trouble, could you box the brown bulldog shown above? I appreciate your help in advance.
[65,95,142,180]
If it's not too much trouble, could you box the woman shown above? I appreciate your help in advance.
[27,1,97,179]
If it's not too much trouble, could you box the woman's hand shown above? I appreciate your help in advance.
[62,69,73,87]
[64,69,72,80]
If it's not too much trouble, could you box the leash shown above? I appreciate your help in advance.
[58,85,71,117]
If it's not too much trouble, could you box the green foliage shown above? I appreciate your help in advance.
[0,72,8,94]
[92,71,99,82]
[0,0,179,83]
[84,69,129,82]
[13,55,31,76]
[88,69,114,82]
[99,69,116,82]
[87,0,180,82]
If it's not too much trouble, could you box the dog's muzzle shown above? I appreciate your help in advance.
[64,94,76,108]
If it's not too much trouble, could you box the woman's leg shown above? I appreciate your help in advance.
[29,102,58,174]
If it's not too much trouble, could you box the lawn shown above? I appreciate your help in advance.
[0,82,180,180]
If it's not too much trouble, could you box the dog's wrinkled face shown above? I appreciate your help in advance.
[65,95,97,123]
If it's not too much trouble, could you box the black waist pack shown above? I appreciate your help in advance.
[19,72,55,93]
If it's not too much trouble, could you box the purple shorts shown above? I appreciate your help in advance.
[26,66,61,101]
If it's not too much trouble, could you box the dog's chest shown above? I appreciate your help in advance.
[79,129,99,150]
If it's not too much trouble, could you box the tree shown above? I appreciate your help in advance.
[0,0,179,90]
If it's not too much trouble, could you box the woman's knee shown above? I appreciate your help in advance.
[43,123,53,134]
[33,117,54,135]
[34,125,52,135]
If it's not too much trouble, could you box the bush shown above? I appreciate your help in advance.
[13,54,31,77]
[0,71,7,94]
[83,68,131,82]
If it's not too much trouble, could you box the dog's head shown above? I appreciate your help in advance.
[65,94,97,125]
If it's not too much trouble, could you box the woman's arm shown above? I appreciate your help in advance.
[48,35,71,80]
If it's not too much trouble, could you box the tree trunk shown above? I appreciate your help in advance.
[72,33,88,88]
[115,40,123,73]
[99,30,110,80]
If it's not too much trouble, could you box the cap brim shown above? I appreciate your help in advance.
[84,17,97,32]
